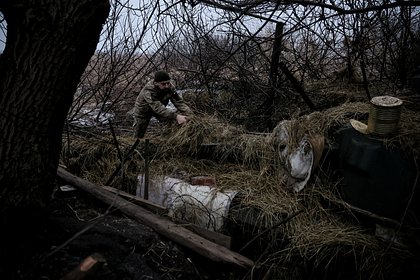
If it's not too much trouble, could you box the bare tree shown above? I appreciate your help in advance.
[58,0,420,137]
[0,0,109,273]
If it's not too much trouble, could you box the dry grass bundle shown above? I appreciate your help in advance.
[152,115,284,174]
[283,184,378,258]
[284,220,377,275]
[61,134,144,190]
[318,101,370,130]
[271,101,370,151]
[234,133,278,171]
[383,107,420,157]
[160,117,212,155]
[258,180,415,279]
[151,115,245,156]
[216,169,297,214]
[61,105,418,279]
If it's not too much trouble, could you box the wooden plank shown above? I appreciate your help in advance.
[101,185,167,215]
[173,219,232,249]
[57,167,254,268]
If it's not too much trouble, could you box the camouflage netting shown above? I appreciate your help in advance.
[60,101,420,279]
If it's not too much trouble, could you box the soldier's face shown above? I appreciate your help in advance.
[155,81,171,92]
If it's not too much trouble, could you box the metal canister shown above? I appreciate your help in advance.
[367,96,403,137]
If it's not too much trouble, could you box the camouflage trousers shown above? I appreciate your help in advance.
[133,115,172,138]
[132,117,150,138]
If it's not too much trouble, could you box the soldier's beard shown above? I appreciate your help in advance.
[159,88,171,94]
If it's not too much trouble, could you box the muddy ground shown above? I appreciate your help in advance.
[1,186,245,280]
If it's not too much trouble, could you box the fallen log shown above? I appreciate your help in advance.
[57,167,254,268]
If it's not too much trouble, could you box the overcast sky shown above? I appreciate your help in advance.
[0,2,268,54]
[0,12,5,53]
[0,34,5,53]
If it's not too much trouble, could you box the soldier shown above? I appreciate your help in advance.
[132,70,193,138]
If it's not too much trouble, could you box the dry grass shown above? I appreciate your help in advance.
[60,101,419,279]
[383,107,420,156]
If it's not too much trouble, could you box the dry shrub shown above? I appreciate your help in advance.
[61,134,143,191]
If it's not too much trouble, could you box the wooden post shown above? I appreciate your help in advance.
[265,22,286,130]
[105,138,140,186]
[269,22,284,88]
[268,21,316,113]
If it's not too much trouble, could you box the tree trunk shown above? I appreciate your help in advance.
[269,22,284,88]
[0,0,109,271]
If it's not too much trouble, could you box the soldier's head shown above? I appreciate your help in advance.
[153,70,172,92]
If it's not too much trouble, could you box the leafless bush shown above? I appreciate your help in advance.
[67,0,420,134]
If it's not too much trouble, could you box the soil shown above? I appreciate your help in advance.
[0,186,243,280]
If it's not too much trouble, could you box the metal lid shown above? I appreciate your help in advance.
[370,96,403,107]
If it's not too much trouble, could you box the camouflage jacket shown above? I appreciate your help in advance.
[133,81,192,120]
